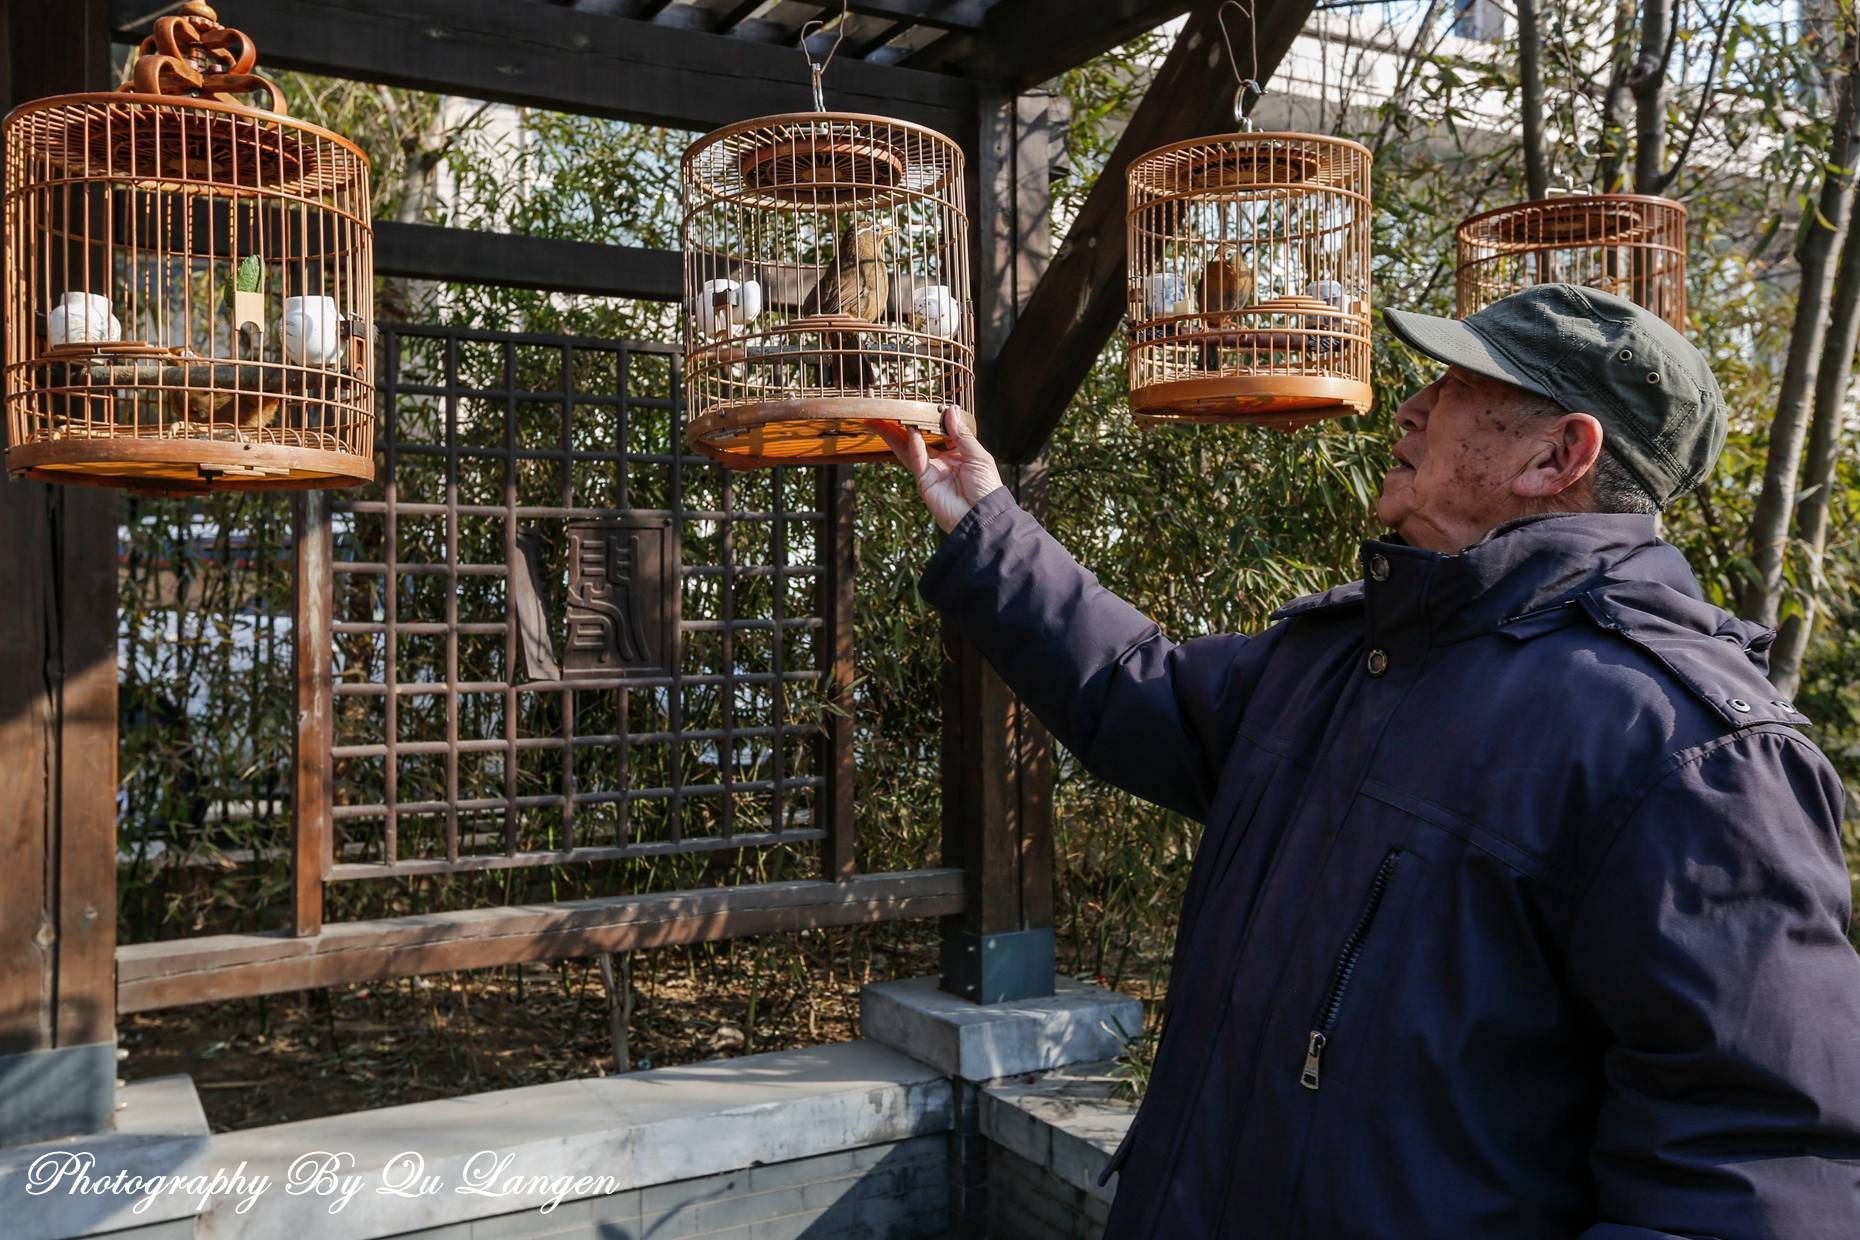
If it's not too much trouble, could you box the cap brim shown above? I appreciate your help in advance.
[1382,307,1554,402]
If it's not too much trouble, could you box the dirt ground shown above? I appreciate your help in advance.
[120,921,1156,1132]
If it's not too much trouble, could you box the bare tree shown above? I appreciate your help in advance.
[1741,36,1860,628]
[1594,0,1639,190]
[1772,140,1860,695]
[1517,0,1550,199]
[1628,0,1677,193]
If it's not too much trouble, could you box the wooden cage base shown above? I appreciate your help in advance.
[1130,374,1372,428]
[7,434,373,494]
[688,397,964,468]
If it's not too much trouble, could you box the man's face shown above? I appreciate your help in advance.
[1376,366,1555,552]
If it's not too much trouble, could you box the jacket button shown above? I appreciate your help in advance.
[1727,698,1751,713]
[1773,699,1796,713]
[1367,553,1390,582]
[1366,648,1390,676]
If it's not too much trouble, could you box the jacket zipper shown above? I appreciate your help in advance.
[1300,847,1404,1091]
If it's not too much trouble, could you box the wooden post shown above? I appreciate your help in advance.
[292,493,333,936]
[939,89,1061,1006]
[819,464,857,882]
[0,0,121,1147]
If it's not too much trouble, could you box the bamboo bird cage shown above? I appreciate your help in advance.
[681,110,973,468]
[2,1,373,494]
[1126,132,1374,428]
[1456,194,1687,329]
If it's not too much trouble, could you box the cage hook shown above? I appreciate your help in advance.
[1550,133,1599,197]
[798,0,850,112]
[1218,1,1265,131]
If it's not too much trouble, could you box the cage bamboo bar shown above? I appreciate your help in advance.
[681,112,973,468]
[2,2,374,494]
[1126,132,1373,428]
[1456,194,1687,329]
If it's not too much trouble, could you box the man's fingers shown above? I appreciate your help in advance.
[873,418,910,459]
[941,405,967,443]
[942,406,985,455]
[900,427,932,476]
[871,419,933,475]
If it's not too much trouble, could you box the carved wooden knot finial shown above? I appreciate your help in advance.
[127,1,288,114]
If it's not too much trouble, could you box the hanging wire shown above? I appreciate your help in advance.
[798,0,851,112]
[1218,0,1266,131]
[1552,135,1597,197]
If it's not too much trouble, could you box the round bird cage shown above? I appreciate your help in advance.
[681,112,973,468]
[1456,194,1687,329]
[2,2,373,494]
[1126,132,1373,429]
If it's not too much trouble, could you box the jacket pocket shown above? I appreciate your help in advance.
[1298,846,1405,1091]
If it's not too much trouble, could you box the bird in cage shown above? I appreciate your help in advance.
[163,362,283,435]
[1197,244,1256,372]
[801,218,896,389]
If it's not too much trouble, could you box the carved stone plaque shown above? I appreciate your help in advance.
[563,518,676,679]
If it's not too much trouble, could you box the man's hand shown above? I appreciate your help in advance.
[876,406,1005,534]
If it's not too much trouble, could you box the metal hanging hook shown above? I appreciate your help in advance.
[1218,0,1266,132]
[798,0,850,112]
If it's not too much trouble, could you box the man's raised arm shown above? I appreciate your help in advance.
[879,409,1277,823]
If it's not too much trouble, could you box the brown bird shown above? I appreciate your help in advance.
[166,386,282,435]
[164,336,281,436]
[1196,245,1255,373]
[801,219,895,391]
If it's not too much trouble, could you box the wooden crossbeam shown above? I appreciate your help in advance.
[714,0,773,32]
[107,0,977,133]
[905,0,1192,88]
[988,1,1316,463]
[117,870,966,1012]
[844,0,993,31]
[375,222,683,301]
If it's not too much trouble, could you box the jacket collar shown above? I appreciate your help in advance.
[1272,512,1709,644]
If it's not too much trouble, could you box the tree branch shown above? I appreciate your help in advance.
[1630,0,1675,193]
[1653,0,1736,194]
[1517,0,1550,198]
[1741,34,1860,626]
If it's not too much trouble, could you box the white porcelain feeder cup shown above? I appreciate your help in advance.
[46,291,122,347]
[281,295,343,366]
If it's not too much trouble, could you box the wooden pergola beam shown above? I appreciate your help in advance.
[375,222,683,300]
[842,0,992,31]
[107,0,978,133]
[989,0,1316,464]
[980,0,1195,89]
[905,0,1194,88]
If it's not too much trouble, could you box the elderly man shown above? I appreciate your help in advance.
[878,285,1860,1238]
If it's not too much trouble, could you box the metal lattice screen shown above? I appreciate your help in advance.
[319,324,845,880]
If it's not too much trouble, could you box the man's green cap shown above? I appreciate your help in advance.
[1382,284,1727,509]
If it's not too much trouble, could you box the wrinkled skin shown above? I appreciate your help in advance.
[1376,365,1604,552]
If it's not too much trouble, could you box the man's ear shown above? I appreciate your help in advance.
[1513,412,1604,501]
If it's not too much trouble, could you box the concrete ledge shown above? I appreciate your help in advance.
[981,1064,1136,1207]
[189,1040,950,1238]
[0,1075,212,1240]
[0,1041,118,1147]
[862,975,1142,1082]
